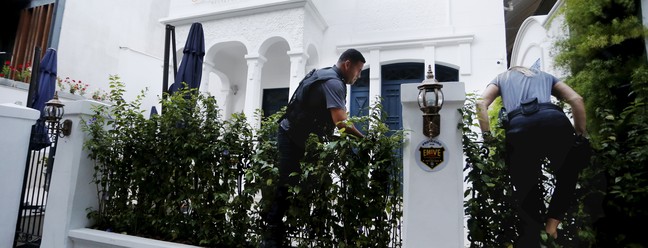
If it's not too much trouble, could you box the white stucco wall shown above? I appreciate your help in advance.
[313,0,507,94]
[162,0,507,115]
[56,0,170,116]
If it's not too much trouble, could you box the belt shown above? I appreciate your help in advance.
[508,102,562,119]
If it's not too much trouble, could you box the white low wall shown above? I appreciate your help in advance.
[0,103,40,248]
[40,100,105,248]
[68,228,199,248]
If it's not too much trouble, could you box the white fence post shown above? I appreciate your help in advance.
[0,103,40,248]
[401,82,466,247]
[40,100,107,248]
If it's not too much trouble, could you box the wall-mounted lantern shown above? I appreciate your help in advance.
[417,65,444,138]
[44,92,72,137]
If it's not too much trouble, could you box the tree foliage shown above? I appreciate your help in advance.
[554,0,648,246]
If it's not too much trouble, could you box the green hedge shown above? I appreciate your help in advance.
[82,76,404,247]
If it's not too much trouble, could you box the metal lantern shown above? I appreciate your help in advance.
[44,92,72,137]
[417,65,444,138]
[44,92,65,122]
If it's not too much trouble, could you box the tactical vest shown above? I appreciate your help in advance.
[280,67,343,147]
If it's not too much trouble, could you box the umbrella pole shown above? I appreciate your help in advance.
[171,26,178,78]
[163,25,172,100]
[26,47,42,108]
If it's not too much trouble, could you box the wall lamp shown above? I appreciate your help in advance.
[417,65,444,138]
[44,92,73,137]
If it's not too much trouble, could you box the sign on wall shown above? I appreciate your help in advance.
[415,138,449,172]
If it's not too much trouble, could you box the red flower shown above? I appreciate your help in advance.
[4,61,9,65]
[0,74,4,77]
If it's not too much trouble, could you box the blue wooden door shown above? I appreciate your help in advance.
[350,69,370,132]
[381,63,425,133]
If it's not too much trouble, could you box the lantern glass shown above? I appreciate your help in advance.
[417,89,426,108]
[434,88,444,108]
[425,90,438,108]
[45,103,64,121]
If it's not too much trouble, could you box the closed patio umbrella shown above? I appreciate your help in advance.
[168,22,205,95]
[28,48,57,150]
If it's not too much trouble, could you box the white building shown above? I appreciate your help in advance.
[1,0,515,247]
[3,0,509,125]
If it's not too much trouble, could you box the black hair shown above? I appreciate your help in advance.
[338,48,366,64]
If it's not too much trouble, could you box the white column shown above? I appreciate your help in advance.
[368,49,381,116]
[41,100,106,248]
[287,51,309,99]
[243,55,267,128]
[201,61,217,95]
[0,103,39,248]
[401,82,466,247]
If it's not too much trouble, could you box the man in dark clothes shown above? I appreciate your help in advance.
[261,49,366,247]
[477,66,588,247]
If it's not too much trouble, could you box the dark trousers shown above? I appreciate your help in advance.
[263,127,305,245]
[505,108,578,247]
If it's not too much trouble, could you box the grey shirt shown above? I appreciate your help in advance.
[489,68,559,112]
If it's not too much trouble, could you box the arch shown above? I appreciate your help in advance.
[381,59,426,67]
[521,44,544,69]
[259,37,291,117]
[260,39,290,89]
[433,62,459,82]
[511,15,548,67]
[305,43,319,70]
[257,36,291,57]
[204,41,248,117]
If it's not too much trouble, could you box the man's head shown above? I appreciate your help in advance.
[336,49,365,85]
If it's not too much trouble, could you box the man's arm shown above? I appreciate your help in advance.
[330,108,364,138]
[476,84,500,133]
[552,82,587,136]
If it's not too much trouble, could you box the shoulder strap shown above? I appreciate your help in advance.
[277,69,316,123]
[278,67,341,123]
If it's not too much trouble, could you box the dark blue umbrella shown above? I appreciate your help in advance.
[150,106,158,118]
[168,22,205,95]
[29,48,57,150]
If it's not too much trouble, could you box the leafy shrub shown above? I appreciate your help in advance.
[82,77,404,247]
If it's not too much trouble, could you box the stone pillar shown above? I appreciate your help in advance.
[0,103,39,248]
[243,55,267,128]
[41,100,106,248]
[287,51,308,99]
[400,82,466,247]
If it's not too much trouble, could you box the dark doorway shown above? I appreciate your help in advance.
[261,88,289,118]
